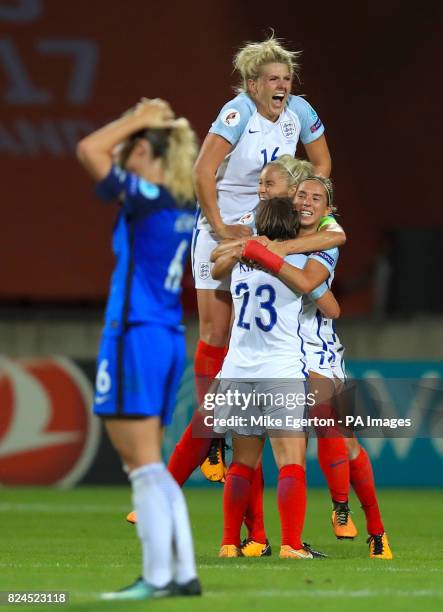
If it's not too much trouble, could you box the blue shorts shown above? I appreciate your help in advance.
[93,323,186,423]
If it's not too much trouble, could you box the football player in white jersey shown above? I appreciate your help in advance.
[294,177,359,539]
[294,178,392,559]
[208,157,345,557]
[168,35,338,492]
[192,34,331,355]
[242,167,351,539]
[244,175,393,560]
[212,196,334,560]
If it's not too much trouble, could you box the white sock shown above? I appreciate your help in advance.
[130,462,173,588]
[161,470,198,584]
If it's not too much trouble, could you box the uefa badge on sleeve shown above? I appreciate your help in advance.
[222,108,241,127]
[239,211,255,229]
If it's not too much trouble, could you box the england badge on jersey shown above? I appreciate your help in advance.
[199,262,211,280]
[281,119,296,139]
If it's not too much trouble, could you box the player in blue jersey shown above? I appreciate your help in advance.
[169,34,337,491]
[76,98,202,599]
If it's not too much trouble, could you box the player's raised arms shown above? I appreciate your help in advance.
[77,98,175,181]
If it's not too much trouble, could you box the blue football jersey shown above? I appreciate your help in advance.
[95,165,195,333]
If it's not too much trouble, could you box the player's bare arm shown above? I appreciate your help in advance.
[304,134,331,178]
[315,289,340,319]
[278,258,330,294]
[264,224,346,257]
[211,247,243,280]
[243,240,329,294]
[247,235,271,247]
[193,133,252,240]
[210,239,247,262]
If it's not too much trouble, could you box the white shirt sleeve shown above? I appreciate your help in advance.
[209,94,254,146]
[287,95,325,144]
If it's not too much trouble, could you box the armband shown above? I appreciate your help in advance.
[242,241,284,275]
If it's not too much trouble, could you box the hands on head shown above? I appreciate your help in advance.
[132,98,176,129]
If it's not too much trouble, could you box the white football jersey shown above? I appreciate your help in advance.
[197,93,325,228]
[220,254,309,379]
[299,247,345,377]
[299,248,339,343]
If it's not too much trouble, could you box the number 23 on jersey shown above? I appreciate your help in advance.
[235,281,277,332]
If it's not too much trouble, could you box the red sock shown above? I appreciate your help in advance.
[317,437,350,503]
[167,341,227,486]
[222,463,254,546]
[350,447,384,535]
[277,464,306,550]
[194,340,227,404]
[244,463,267,543]
[167,411,212,486]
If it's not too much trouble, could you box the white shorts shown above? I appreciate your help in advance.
[191,227,230,291]
[304,335,347,381]
[304,343,335,379]
[213,379,308,436]
[329,342,346,381]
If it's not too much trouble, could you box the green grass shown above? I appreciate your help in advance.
[1,487,442,611]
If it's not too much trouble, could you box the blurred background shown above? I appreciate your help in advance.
[0,0,442,488]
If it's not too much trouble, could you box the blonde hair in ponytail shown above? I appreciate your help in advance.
[164,118,198,204]
[115,101,198,204]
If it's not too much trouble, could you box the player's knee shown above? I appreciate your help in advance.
[232,449,260,469]
[345,436,361,459]
[276,435,307,467]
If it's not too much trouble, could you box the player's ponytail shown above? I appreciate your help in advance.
[164,118,199,204]
[116,111,198,205]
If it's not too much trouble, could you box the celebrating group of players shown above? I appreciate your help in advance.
[77,34,392,602]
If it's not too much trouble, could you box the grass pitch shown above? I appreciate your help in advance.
[1,487,442,611]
